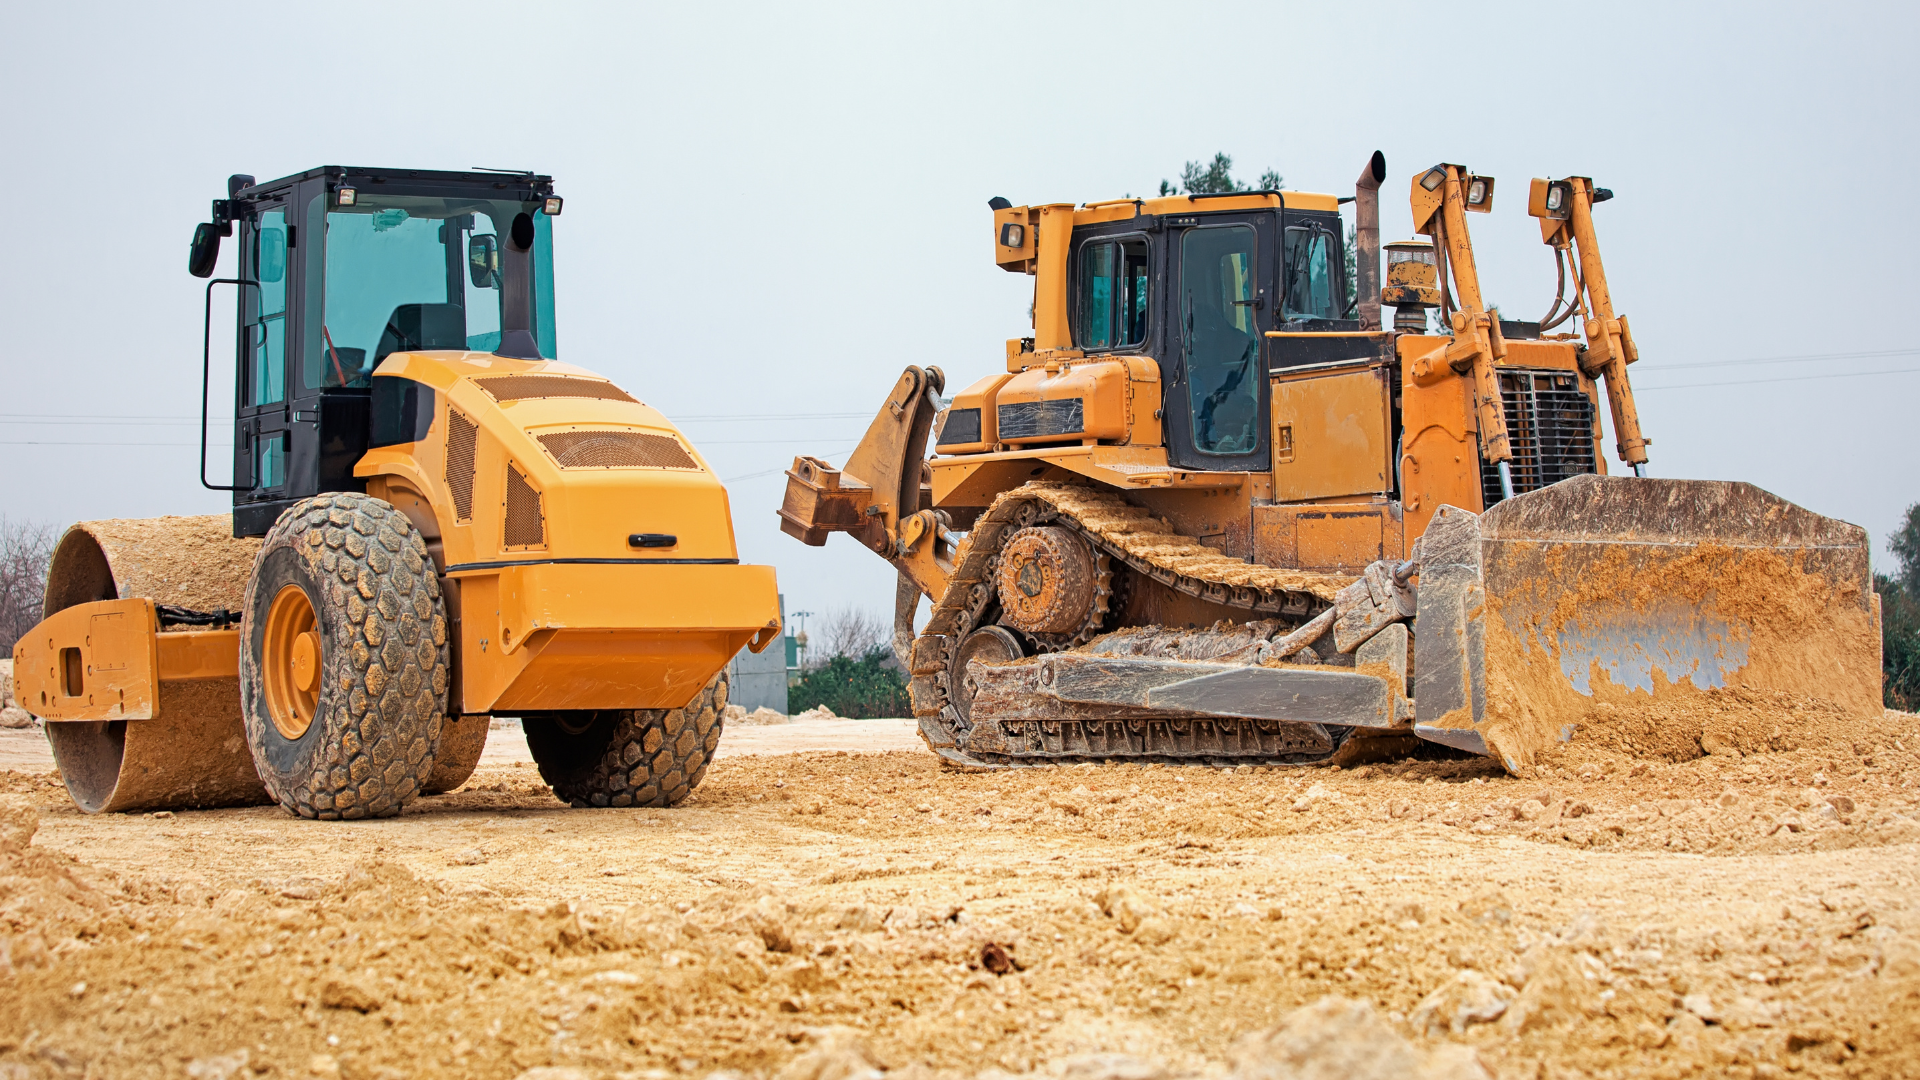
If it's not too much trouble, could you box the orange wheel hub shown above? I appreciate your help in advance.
[262,584,319,739]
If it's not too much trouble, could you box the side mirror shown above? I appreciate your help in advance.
[467,233,499,288]
[257,226,286,283]
[188,223,221,278]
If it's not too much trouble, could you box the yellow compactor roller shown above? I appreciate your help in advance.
[14,167,781,817]
[781,154,1883,772]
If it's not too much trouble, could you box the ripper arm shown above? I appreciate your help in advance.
[778,365,956,601]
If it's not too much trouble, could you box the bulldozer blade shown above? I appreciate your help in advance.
[1414,475,1880,773]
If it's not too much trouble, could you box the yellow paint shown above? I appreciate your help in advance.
[457,562,781,714]
[994,357,1146,446]
[937,372,1014,453]
[1270,369,1392,502]
[356,350,782,714]
[1031,204,1076,351]
[13,599,243,721]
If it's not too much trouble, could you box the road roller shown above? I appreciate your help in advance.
[13,166,782,818]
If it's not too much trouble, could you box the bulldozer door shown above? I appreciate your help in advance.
[1164,213,1274,473]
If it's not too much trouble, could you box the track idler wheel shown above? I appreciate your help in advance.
[239,494,450,820]
[952,626,1024,726]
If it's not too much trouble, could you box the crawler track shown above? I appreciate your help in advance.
[908,482,1368,769]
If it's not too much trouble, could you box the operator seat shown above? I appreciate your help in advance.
[374,303,467,365]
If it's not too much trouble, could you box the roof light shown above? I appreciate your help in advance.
[1462,175,1494,212]
[1545,185,1564,212]
[336,187,356,207]
[542,196,564,216]
[1419,167,1447,192]
[999,223,1025,248]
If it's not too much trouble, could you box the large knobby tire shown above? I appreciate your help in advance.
[239,494,450,820]
[522,671,727,808]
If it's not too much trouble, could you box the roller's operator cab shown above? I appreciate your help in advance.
[190,168,563,536]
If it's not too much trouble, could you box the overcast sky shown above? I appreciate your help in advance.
[3,1,1916,631]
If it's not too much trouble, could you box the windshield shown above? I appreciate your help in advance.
[312,195,555,388]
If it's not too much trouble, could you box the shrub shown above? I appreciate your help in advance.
[788,647,911,719]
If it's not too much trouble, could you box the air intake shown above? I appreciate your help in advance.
[444,409,478,521]
[474,375,637,403]
[536,430,699,470]
[503,464,546,548]
[998,398,1085,440]
[1480,370,1598,507]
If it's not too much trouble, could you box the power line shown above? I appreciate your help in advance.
[1651,346,1920,371]
[0,411,872,426]
[1637,367,1920,392]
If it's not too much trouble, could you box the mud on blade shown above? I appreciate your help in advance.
[1413,475,1881,771]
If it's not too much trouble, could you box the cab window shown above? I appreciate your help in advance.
[1074,238,1149,350]
[1282,225,1340,320]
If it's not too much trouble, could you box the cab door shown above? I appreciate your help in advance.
[1163,211,1275,472]
[235,201,293,526]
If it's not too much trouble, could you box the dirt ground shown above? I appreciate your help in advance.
[2,711,1919,1080]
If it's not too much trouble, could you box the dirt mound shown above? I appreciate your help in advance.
[1,707,1917,1079]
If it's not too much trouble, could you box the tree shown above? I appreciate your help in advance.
[0,518,55,655]
[1158,153,1282,196]
[1883,502,1920,711]
[1890,503,1920,596]
[806,605,888,671]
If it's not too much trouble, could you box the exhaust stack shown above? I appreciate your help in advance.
[1354,151,1386,330]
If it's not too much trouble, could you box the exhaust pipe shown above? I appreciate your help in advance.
[1354,151,1386,330]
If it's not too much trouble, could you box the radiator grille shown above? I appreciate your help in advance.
[503,464,546,548]
[535,430,699,470]
[474,375,637,403]
[998,398,1085,440]
[1480,370,1598,508]
[444,409,478,521]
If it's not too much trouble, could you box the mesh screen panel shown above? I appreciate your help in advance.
[535,430,699,470]
[1480,370,1598,508]
[503,465,545,548]
[444,409,478,521]
[474,375,637,403]
[998,398,1085,439]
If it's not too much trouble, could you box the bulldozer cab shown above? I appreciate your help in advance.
[1066,199,1354,472]
[189,168,562,536]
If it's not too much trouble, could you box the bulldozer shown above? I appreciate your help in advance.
[780,153,1883,773]
[12,166,782,817]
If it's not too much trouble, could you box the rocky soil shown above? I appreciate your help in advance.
[0,709,1917,1080]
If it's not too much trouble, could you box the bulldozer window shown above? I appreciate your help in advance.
[1074,238,1149,350]
[313,197,553,389]
[1181,225,1261,456]
[1282,225,1339,321]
